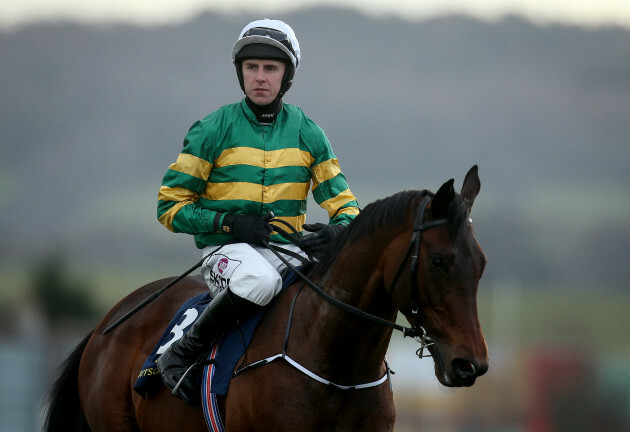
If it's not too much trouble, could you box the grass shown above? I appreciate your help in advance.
[477,284,630,352]
[2,262,629,352]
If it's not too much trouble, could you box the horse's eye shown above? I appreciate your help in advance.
[430,256,447,272]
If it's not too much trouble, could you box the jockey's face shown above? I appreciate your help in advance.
[242,59,286,106]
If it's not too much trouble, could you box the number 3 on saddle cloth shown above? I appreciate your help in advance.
[134,271,299,432]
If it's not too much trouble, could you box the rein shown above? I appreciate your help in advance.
[265,195,448,358]
[232,195,448,388]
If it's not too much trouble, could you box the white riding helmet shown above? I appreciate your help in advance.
[232,19,301,71]
[232,19,301,98]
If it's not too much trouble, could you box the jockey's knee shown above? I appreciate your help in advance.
[229,269,282,306]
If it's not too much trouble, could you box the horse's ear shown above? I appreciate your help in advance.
[460,165,481,213]
[432,178,455,219]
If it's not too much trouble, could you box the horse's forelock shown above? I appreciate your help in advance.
[447,194,472,239]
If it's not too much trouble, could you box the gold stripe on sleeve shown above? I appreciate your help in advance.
[158,186,200,203]
[158,201,192,232]
[319,189,359,217]
[170,153,212,180]
[311,158,342,189]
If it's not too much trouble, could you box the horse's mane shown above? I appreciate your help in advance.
[312,188,471,274]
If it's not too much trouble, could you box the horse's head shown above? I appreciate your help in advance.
[389,166,488,387]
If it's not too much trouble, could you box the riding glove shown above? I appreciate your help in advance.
[301,223,345,251]
[222,213,273,245]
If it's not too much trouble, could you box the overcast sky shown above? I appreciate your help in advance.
[2,0,630,30]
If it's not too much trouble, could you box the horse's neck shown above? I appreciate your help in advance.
[295,238,399,382]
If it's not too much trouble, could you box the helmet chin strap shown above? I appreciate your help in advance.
[278,67,294,98]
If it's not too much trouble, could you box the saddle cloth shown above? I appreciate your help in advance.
[133,293,265,397]
[134,270,299,431]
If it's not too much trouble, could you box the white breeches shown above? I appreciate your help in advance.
[200,242,307,306]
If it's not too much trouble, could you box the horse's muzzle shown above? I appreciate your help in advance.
[450,357,489,387]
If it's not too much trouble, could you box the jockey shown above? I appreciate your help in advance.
[156,19,360,404]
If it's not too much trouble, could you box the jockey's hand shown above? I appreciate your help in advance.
[223,214,272,245]
[300,223,345,252]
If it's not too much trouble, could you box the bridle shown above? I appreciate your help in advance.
[388,195,448,357]
[265,194,449,359]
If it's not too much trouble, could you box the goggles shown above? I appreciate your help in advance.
[242,27,296,59]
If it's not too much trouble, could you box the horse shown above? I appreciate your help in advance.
[44,165,488,432]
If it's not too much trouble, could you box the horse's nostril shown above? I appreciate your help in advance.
[452,358,476,378]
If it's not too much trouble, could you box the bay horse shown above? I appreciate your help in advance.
[44,166,488,432]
